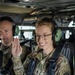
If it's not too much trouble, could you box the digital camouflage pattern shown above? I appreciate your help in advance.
[12,49,71,75]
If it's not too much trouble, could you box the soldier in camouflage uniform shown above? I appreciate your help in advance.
[12,17,71,75]
[0,16,31,75]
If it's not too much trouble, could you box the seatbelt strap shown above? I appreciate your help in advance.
[26,41,65,75]
[47,41,65,75]
[26,49,43,75]
[0,51,3,69]
[1,56,13,75]
[4,56,12,71]
[27,58,36,75]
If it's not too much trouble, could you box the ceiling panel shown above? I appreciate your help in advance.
[0,4,33,14]
[0,0,75,25]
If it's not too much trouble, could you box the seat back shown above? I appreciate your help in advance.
[61,42,74,75]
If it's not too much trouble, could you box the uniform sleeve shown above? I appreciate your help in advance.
[12,57,25,75]
[12,56,30,75]
[55,55,71,75]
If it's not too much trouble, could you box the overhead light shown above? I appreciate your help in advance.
[25,0,29,1]
[22,0,30,2]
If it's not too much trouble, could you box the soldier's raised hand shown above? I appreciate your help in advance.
[12,38,22,58]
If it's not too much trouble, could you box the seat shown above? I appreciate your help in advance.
[61,42,74,75]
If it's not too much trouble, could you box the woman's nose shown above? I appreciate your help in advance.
[38,35,45,42]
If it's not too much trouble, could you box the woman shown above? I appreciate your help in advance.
[12,17,71,75]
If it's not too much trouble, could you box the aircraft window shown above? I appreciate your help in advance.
[23,31,33,39]
[18,26,35,30]
[18,26,35,40]
[68,21,75,27]
[65,21,74,39]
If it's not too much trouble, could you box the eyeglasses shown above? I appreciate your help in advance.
[36,33,52,40]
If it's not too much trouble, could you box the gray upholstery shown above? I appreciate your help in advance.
[61,42,74,75]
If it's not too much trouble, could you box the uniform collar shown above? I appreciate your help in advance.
[35,48,55,61]
[0,44,12,54]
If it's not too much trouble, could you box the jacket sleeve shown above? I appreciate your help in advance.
[55,54,71,75]
[12,56,30,75]
[12,57,25,75]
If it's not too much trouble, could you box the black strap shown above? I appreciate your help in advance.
[27,58,36,75]
[26,49,43,75]
[47,41,65,75]
[4,56,12,71]
[1,56,13,75]
[0,51,3,69]
[26,41,65,75]
[0,50,12,75]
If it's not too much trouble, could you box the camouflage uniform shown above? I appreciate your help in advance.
[12,49,71,75]
[0,44,31,75]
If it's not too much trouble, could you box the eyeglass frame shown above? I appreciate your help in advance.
[35,33,52,40]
